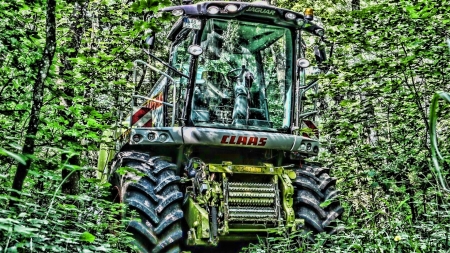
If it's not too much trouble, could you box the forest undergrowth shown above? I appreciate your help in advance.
[2,0,450,252]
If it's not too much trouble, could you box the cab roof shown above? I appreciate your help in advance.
[161,1,324,40]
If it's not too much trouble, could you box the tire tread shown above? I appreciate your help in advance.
[110,151,183,253]
[293,164,343,235]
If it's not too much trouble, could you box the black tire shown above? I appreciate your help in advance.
[109,152,183,253]
[293,164,344,236]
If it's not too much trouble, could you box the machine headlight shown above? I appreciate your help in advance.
[207,6,220,14]
[297,58,310,68]
[188,45,203,56]
[306,143,312,151]
[300,144,306,151]
[285,12,296,20]
[148,132,156,141]
[296,19,305,27]
[159,133,168,142]
[172,9,184,16]
[132,134,142,143]
[315,29,325,36]
[313,146,319,153]
[225,4,238,13]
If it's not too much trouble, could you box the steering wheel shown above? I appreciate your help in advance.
[226,67,244,81]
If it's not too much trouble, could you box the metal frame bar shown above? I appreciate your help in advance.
[132,60,178,127]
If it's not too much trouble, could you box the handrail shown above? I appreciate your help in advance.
[132,60,178,127]
[133,60,176,84]
[298,110,318,119]
[143,49,190,79]
[133,95,174,107]
[299,79,319,90]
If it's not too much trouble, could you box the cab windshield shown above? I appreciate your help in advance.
[179,19,294,131]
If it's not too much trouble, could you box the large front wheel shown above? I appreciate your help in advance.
[109,152,183,253]
[293,164,344,235]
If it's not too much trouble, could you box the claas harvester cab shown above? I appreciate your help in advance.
[98,1,343,252]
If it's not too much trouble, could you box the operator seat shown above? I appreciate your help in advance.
[192,71,233,123]
[249,90,267,120]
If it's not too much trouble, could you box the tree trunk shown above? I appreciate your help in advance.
[60,1,87,195]
[10,0,57,207]
[351,0,360,11]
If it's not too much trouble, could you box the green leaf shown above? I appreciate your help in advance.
[320,199,332,208]
[14,225,38,235]
[8,143,22,151]
[80,231,96,243]
[116,166,145,177]
[0,224,12,232]
[0,147,27,165]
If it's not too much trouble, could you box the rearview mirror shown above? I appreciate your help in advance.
[314,45,327,64]
[145,33,156,50]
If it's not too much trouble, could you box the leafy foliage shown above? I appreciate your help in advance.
[0,0,173,251]
[245,0,450,251]
[0,167,133,252]
[2,0,450,251]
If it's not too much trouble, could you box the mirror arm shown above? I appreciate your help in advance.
[329,42,334,60]
[144,49,190,79]
[299,79,319,90]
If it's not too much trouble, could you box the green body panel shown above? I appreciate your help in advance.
[97,129,115,180]
[185,197,212,245]
[279,173,295,227]
[97,122,130,180]
[209,162,284,175]
[184,162,301,245]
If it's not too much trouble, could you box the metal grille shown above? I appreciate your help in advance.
[225,182,280,222]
